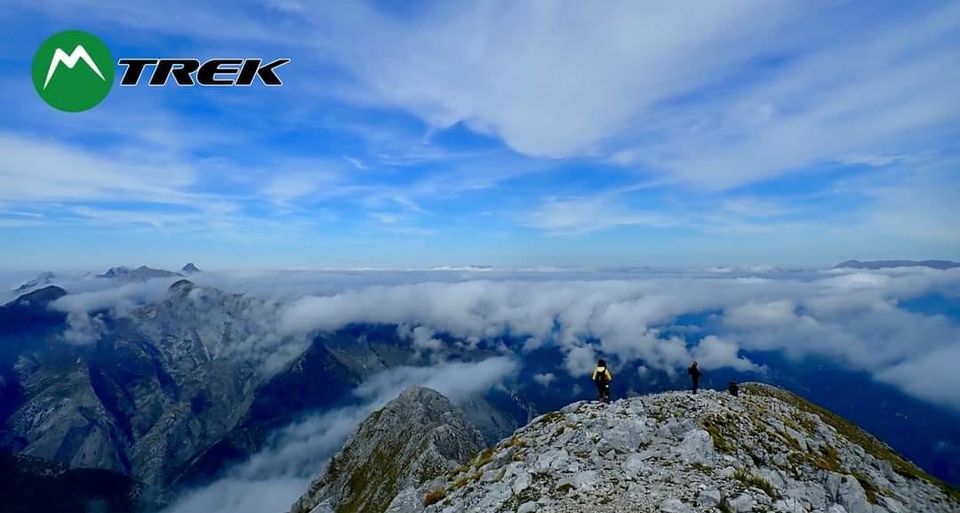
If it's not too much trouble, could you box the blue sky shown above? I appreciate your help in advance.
[1,0,958,270]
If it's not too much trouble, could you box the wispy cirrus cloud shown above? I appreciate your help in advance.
[1,1,958,268]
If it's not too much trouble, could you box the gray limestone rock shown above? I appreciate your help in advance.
[290,386,484,513]
[290,384,960,513]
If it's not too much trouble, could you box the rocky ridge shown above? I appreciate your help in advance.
[344,384,959,513]
[97,266,182,281]
[291,386,485,513]
[2,280,287,489]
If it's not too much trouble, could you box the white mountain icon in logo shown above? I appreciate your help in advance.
[43,45,105,89]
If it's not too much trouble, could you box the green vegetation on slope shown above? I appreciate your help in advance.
[743,383,960,501]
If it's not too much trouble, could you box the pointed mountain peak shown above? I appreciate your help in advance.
[182,263,201,274]
[291,386,484,513]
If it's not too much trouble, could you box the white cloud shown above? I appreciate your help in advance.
[270,267,960,410]
[526,195,676,234]
[44,1,953,192]
[725,300,798,328]
[533,372,556,387]
[353,357,517,403]
[691,335,762,372]
[0,132,194,204]
[298,1,960,189]
[16,265,960,513]
[50,277,180,315]
[400,325,443,352]
[877,344,960,411]
[31,265,960,412]
[5,1,957,259]
[61,312,107,345]
[306,1,801,161]
[262,163,346,206]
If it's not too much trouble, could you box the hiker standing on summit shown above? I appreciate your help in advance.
[592,359,612,403]
[688,361,703,394]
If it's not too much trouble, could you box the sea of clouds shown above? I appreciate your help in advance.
[3,265,959,513]
[4,266,959,410]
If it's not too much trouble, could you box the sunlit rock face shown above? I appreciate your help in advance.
[290,386,485,513]
[311,384,960,513]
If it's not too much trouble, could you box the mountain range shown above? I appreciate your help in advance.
[97,266,184,281]
[1,268,959,512]
[833,260,960,270]
[0,280,530,511]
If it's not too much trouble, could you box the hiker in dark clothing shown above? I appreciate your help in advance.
[728,380,739,397]
[688,361,702,394]
[592,359,612,403]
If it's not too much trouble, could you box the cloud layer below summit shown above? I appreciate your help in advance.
[9,265,958,411]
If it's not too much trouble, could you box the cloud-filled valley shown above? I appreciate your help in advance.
[161,357,519,513]
[3,2,959,511]
[7,265,959,410]
[262,267,959,410]
[3,264,960,513]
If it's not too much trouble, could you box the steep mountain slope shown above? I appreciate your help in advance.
[1,280,294,492]
[174,326,532,489]
[0,286,71,446]
[0,282,532,505]
[290,386,485,513]
[323,384,959,513]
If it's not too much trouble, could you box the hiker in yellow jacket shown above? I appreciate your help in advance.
[592,359,612,403]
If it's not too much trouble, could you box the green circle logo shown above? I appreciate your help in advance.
[32,30,114,112]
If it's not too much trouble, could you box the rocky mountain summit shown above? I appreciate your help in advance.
[181,263,201,274]
[291,386,486,513]
[302,384,959,513]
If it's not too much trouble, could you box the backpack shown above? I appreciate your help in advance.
[594,367,608,386]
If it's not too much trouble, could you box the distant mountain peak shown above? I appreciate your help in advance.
[182,263,201,274]
[304,384,960,513]
[8,285,68,307]
[835,259,960,270]
[97,265,182,281]
[12,271,56,294]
